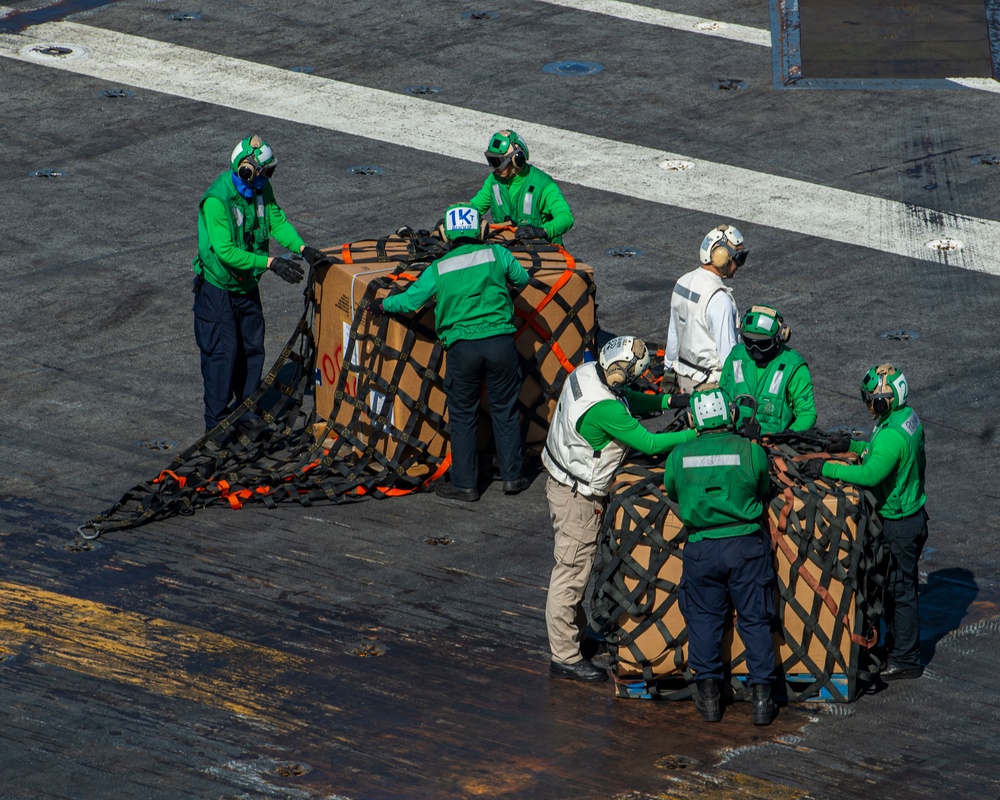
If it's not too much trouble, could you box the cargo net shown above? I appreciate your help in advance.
[78,227,596,539]
[591,430,890,703]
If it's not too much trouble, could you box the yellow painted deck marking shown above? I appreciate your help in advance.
[658,769,809,799]
[0,580,323,730]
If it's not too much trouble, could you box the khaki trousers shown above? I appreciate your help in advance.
[677,373,716,393]
[544,475,606,664]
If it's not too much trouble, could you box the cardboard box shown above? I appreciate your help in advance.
[601,459,870,691]
[312,241,448,472]
[312,235,598,464]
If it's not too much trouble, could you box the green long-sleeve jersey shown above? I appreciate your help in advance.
[382,242,530,348]
[822,406,926,519]
[719,344,816,433]
[194,172,305,293]
[576,389,697,455]
[663,430,771,541]
[469,165,574,244]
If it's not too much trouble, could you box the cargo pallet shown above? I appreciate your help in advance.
[618,672,851,703]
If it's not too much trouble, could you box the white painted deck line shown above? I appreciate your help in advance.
[535,0,999,92]
[534,0,772,47]
[2,20,999,274]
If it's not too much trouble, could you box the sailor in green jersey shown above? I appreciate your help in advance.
[720,305,817,437]
[804,363,928,681]
[192,135,328,432]
[663,387,778,725]
[542,336,694,682]
[373,204,530,502]
[469,129,574,244]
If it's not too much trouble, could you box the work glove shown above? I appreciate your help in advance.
[739,417,762,441]
[802,459,826,480]
[369,297,387,318]
[667,393,690,410]
[515,225,548,241]
[300,245,330,268]
[269,257,305,284]
[826,432,852,453]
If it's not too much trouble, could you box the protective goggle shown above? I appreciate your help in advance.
[861,388,892,409]
[485,150,512,170]
[743,335,778,357]
[731,248,749,268]
[238,157,276,181]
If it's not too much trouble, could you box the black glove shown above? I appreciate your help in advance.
[515,225,548,241]
[802,458,826,480]
[667,393,690,410]
[269,257,304,284]
[740,418,762,441]
[300,246,330,268]
[369,298,386,318]
[826,433,852,453]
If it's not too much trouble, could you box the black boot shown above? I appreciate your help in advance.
[751,683,777,726]
[694,679,722,723]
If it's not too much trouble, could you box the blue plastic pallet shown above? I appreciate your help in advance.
[620,673,852,702]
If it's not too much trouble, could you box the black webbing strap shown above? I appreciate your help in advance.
[591,430,890,703]
[77,230,596,538]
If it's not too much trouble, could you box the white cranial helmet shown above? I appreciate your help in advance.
[599,336,650,389]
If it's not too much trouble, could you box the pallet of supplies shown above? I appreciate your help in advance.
[592,443,887,702]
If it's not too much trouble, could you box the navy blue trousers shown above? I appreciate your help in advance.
[680,531,778,684]
[444,334,524,490]
[882,508,929,670]
[193,278,265,432]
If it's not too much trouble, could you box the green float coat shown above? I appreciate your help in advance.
[719,344,816,433]
[382,242,530,348]
[469,165,574,244]
[194,173,305,293]
[663,430,771,541]
[823,407,926,519]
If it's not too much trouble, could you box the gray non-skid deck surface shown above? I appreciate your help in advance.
[2,1,999,798]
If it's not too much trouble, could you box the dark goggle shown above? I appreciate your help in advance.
[861,388,891,406]
[732,248,749,268]
[240,158,276,179]
[485,150,512,170]
[744,335,778,356]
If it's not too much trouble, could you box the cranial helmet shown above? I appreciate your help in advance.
[689,388,730,431]
[699,224,748,270]
[231,135,277,182]
[599,336,650,390]
[740,305,790,363]
[442,204,481,241]
[861,363,908,417]
[484,129,529,173]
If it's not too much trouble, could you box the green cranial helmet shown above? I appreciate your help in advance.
[442,204,481,241]
[230,135,277,181]
[484,129,529,172]
[740,305,790,363]
[861,363,909,417]
[689,388,730,431]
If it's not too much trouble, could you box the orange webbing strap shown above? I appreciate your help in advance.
[341,243,354,264]
[515,308,575,374]
[386,272,420,283]
[523,265,575,324]
[151,470,187,489]
[554,246,576,270]
[770,464,874,647]
[424,452,452,486]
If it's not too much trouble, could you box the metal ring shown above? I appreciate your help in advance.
[76,523,102,541]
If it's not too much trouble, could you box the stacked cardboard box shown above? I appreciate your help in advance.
[311,233,597,467]
[598,455,876,700]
